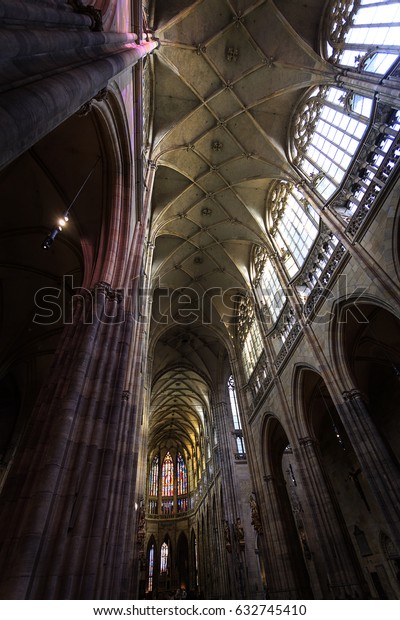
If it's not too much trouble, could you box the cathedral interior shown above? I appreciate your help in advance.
[1,0,400,601]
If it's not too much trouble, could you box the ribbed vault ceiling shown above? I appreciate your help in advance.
[149,366,209,457]
[149,0,333,331]
[147,0,333,453]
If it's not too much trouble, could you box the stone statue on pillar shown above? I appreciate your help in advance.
[234,517,245,547]
[249,493,263,534]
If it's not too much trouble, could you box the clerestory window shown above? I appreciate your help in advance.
[326,0,400,74]
[228,375,242,431]
[237,295,264,379]
[291,86,372,199]
[228,375,246,459]
[268,182,320,278]
[252,245,286,328]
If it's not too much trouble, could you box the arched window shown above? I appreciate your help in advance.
[236,435,246,457]
[243,322,263,378]
[228,376,247,459]
[148,450,190,515]
[237,296,264,379]
[177,452,188,495]
[148,544,155,592]
[161,451,174,496]
[268,182,320,278]
[253,245,286,327]
[291,86,372,199]
[327,0,400,73]
[149,455,159,496]
[228,375,242,430]
[160,542,169,574]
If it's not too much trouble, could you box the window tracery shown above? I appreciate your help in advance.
[177,452,188,496]
[228,376,246,459]
[291,86,371,199]
[160,542,169,574]
[147,544,154,592]
[252,245,286,328]
[149,455,159,496]
[161,451,174,497]
[268,182,319,277]
[228,375,242,431]
[243,325,263,379]
[326,0,400,73]
[148,449,189,516]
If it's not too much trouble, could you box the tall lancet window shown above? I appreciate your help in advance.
[161,451,174,496]
[177,452,188,495]
[160,542,169,574]
[228,375,246,459]
[237,296,263,380]
[269,182,319,278]
[148,544,155,592]
[149,455,159,496]
[228,375,242,431]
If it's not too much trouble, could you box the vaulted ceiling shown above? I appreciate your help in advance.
[147,0,334,452]
[149,0,333,335]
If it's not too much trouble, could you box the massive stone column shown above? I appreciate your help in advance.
[262,474,305,599]
[0,282,138,598]
[296,437,368,599]
[338,389,400,553]
[0,5,157,587]
[0,0,158,169]
[212,399,241,599]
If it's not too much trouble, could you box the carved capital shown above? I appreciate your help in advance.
[77,88,108,116]
[298,436,316,449]
[68,0,103,31]
[342,388,367,403]
[94,281,124,303]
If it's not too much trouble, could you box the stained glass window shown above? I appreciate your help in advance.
[148,544,154,592]
[177,498,188,513]
[148,500,158,514]
[177,452,188,495]
[161,451,174,496]
[161,499,174,515]
[160,542,169,573]
[149,455,159,496]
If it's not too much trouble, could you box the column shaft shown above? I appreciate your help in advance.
[339,390,400,552]
[296,437,367,599]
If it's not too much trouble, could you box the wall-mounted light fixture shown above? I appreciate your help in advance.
[42,156,101,250]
